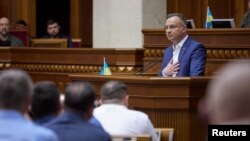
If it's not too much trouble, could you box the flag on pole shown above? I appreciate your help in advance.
[100,57,112,75]
[205,6,213,29]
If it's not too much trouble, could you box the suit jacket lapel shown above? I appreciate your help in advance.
[178,37,190,63]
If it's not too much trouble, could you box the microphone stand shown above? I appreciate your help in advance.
[134,58,161,75]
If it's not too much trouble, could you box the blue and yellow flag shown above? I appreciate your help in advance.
[100,57,112,75]
[205,6,213,29]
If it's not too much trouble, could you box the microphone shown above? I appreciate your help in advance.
[134,58,161,75]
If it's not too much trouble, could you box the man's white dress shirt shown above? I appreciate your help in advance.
[94,104,158,141]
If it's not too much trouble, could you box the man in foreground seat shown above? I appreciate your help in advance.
[94,80,158,141]
[200,60,250,124]
[45,81,110,141]
[0,70,58,141]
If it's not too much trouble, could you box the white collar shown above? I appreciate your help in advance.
[173,35,188,49]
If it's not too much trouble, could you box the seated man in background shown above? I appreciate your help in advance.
[200,60,250,124]
[0,70,58,141]
[94,80,158,141]
[43,19,73,47]
[160,13,206,77]
[31,81,61,125]
[45,81,110,141]
[0,17,24,47]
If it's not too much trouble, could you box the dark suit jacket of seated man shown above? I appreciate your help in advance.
[160,13,206,77]
[43,19,73,47]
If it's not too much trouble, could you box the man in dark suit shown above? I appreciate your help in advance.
[43,19,73,47]
[0,70,58,141]
[160,13,206,77]
[31,81,61,125]
[45,81,110,141]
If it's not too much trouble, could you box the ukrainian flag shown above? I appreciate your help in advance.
[205,6,213,29]
[100,57,112,75]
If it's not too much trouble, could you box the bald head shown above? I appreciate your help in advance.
[0,17,10,36]
[206,60,250,124]
[100,80,128,104]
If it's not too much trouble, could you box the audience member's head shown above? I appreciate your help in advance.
[47,19,61,37]
[0,17,10,38]
[100,80,128,106]
[31,81,60,119]
[202,60,250,124]
[64,81,96,120]
[0,70,33,113]
[15,19,27,27]
[165,13,187,44]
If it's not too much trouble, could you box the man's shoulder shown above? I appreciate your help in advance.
[34,124,55,134]
[127,108,149,120]
[185,37,205,50]
[186,37,203,45]
[9,35,22,41]
[45,113,110,140]
[25,122,58,141]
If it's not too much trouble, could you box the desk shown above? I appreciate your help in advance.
[69,74,210,141]
[0,47,144,92]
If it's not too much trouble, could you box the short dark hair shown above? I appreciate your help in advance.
[47,19,60,27]
[0,70,33,110]
[100,80,128,102]
[31,81,60,119]
[64,82,95,112]
[15,19,27,27]
[166,13,187,26]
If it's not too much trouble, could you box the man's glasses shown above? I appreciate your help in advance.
[165,25,185,30]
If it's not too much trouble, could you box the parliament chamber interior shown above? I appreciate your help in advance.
[0,0,250,141]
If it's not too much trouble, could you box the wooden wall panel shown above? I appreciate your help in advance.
[70,0,93,47]
[80,0,93,47]
[14,0,36,37]
[209,0,232,18]
[231,0,245,27]
[0,0,11,18]
[70,0,81,39]
[0,0,36,37]
[167,0,246,28]
[167,0,207,28]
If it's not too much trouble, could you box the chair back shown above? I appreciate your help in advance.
[72,38,82,48]
[112,135,151,141]
[30,39,67,48]
[155,128,174,141]
[9,24,29,46]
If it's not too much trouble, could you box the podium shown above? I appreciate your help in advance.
[69,74,210,141]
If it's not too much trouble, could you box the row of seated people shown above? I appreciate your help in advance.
[0,69,174,141]
[0,17,81,48]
